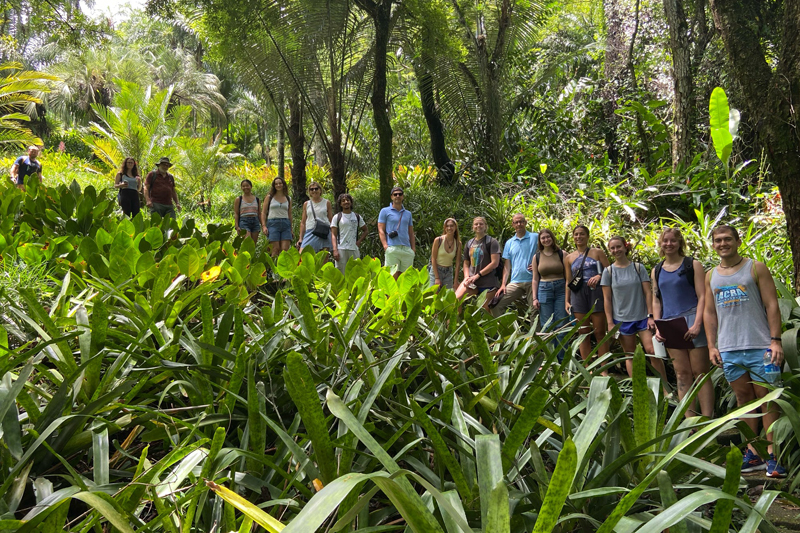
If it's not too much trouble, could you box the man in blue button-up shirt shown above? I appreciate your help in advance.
[491,214,538,316]
[378,187,416,279]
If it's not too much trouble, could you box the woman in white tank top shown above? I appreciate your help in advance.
[298,181,333,253]
[260,177,293,259]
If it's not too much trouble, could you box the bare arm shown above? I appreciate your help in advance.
[462,258,470,282]
[642,280,655,331]
[499,259,511,289]
[327,200,333,221]
[261,194,271,229]
[9,163,18,184]
[453,241,462,289]
[651,267,662,321]
[704,271,721,365]
[378,222,388,250]
[688,260,706,330]
[297,202,308,246]
[357,221,368,247]
[171,184,179,210]
[602,285,614,331]
[756,261,784,364]
[234,197,241,230]
[564,253,574,307]
[484,253,501,275]
[531,255,541,308]
[114,173,124,189]
[431,237,441,281]
[409,225,416,253]
[143,176,151,206]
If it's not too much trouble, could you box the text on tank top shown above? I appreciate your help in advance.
[538,250,565,280]
[240,196,259,217]
[710,259,771,352]
[658,264,698,319]
[268,197,290,219]
[306,199,329,231]
[435,237,457,267]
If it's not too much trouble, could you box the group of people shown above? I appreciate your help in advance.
[237,178,787,478]
[12,151,786,477]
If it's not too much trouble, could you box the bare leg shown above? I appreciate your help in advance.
[689,347,714,417]
[572,312,593,361]
[619,334,639,377]
[729,374,760,454]
[590,313,610,358]
[669,348,697,416]
[249,231,259,243]
[638,330,669,393]
[270,240,281,259]
[753,381,780,455]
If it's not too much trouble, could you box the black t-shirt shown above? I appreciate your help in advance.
[14,156,41,184]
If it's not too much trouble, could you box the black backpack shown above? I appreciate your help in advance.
[333,212,363,244]
[653,256,695,302]
[470,235,504,281]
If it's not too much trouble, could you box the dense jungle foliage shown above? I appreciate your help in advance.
[2,0,800,531]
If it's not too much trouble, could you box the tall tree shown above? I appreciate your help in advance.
[662,0,713,169]
[355,0,396,206]
[709,0,800,290]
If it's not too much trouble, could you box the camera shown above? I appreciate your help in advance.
[388,230,398,239]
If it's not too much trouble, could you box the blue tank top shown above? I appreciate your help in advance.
[571,253,601,279]
[658,265,698,319]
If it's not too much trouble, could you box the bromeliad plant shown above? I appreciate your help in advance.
[0,180,786,532]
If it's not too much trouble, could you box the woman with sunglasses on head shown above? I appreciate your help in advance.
[114,157,141,217]
[652,228,713,418]
[429,218,461,290]
[531,228,570,361]
[565,225,611,366]
[261,177,293,259]
[297,182,333,253]
[601,235,669,387]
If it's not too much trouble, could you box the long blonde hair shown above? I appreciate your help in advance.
[441,218,461,243]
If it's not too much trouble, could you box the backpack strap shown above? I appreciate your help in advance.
[654,260,664,301]
[335,212,343,244]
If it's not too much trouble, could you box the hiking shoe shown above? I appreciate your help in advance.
[766,454,787,478]
[741,449,766,472]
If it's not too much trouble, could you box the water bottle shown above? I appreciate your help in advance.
[763,349,782,385]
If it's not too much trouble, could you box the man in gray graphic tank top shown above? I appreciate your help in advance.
[704,225,786,477]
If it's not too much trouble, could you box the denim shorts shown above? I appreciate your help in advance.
[721,349,771,384]
[267,218,292,242]
[614,318,649,336]
[429,264,454,288]
[239,216,261,233]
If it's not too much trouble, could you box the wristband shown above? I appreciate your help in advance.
[647,314,654,318]
[771,337,782,342]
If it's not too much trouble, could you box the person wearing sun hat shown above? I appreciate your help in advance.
[144,156,181,219]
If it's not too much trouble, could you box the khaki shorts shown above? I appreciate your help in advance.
[385,245,415,273]
[490,282,532,317]
[335,248,360,275]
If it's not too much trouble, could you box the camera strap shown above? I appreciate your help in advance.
[394,209,404,233]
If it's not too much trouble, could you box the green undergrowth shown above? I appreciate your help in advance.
[0,179,796,531]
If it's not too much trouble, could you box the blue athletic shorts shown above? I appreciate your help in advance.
[267,218,292,242]
[721,349,770,384]
[614,318,649,336]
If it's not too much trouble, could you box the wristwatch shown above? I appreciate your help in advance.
[647,314,654,318]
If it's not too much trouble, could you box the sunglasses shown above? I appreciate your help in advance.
[309,187,321,191]
[392,192,404,197]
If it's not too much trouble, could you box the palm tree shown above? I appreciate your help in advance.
[174,132,240,210]
[199,0,374,200]
[82,81,191,173]
[0,62,57,148]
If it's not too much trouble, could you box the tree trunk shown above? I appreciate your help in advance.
[601,0,626,165]
[417,64,455,184]
[286,94,307,205]
[372,0,394,207]
[663,0,694,170]
[710,0,800,291]
[277,116,285,180]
